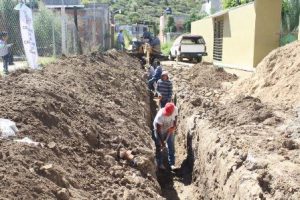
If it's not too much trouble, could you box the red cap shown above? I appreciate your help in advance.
[163,103,175,116]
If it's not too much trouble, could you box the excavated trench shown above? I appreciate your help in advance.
[148,91,195,200]
[1,49,299,199]
[153,60,300,200]
[149,79,194,200]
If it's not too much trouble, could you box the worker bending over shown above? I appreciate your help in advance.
[153,102,178,170]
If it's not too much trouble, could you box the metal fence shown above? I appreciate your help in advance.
[0,0,111,62]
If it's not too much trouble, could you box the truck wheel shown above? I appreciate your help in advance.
[175,52,181,62]
[197,56,202,63]
[168,53,174,61]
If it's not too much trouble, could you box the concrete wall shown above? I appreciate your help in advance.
[253,0,281,66]
[220,3,256,70]
[191,18,214,62]
[191,0,281,70]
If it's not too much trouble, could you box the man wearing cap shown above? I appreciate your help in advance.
[157,71,172,108]
[153,102,178,170]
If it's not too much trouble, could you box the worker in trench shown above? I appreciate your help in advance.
[147,60,163,91]
[153,102,178,170]
[157,71,173,108]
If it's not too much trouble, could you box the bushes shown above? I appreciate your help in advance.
[161,41,173,56]
[0,0,23,55]
[33,3,61,56]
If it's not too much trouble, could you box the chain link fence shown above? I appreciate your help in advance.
[0,0,111,67]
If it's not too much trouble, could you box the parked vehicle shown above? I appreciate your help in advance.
[169,35,207,62]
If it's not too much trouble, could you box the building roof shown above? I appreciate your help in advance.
[209,1,255,18]
[43,0,84,8]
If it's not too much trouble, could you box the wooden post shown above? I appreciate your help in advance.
[73,6,83,54]
[61,5,67,55]
[111,12,115,49]
[52,20,56,57]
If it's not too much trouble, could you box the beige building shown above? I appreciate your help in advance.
[191,0,281,71]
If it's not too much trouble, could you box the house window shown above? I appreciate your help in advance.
[213,17,224,61]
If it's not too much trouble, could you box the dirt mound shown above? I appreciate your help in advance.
[0,51,162,199]
[212,95,280,127]
[164,60,300,200]
[232,41,300,108]
[174,63,237,89]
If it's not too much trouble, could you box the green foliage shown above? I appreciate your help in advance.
[280,33,297,46]
[93,0,203,26]
[183,12,207,33]
[281,0,300,46]
[0,0,23,55]
[33,3,61,56]
[123,29,133,48]
[165,16,176,32]
[161,41,173,55]
[281,0,300,33]
[128,12,140,23]
[222,0,254,9]
[114,30,132,49]
[153,22,159,36]
[114,14,128,24]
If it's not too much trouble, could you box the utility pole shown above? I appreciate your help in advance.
[73,6,83,54]
[111,11,114,49]
[61,0,67,55]
[52,20,56,57]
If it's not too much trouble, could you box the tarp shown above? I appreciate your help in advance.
[19,4,38,69]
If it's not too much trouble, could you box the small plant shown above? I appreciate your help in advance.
[161,41,173,56]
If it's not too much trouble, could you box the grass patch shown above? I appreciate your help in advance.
[161,41,173,56]
[38,57,57,66]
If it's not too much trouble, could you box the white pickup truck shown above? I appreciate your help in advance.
[169,35,207,62]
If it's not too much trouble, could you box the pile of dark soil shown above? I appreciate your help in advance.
[0,50,162,199]
[212,95,280,127]
[174,63,237,89]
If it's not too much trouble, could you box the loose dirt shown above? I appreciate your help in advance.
[163,57,300,199]
[1,40,300,200]
[230,41,300,108]
[0,50,162,200]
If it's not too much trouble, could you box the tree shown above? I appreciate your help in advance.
[0,0,23,55]
[183,12,207,33]
[281,0,300,33]
[222,0,254,9]
[128,12,140,23]
[166,16,176,32]
[33,3,62,56]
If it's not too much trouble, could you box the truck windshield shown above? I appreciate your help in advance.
[181,37,205,45]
